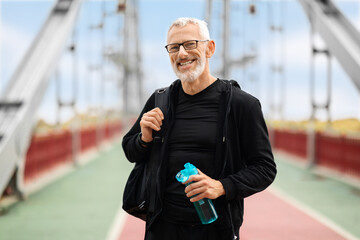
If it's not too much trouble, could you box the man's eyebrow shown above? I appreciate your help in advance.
[168,40,194,45]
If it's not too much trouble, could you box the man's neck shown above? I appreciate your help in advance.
[181,74,217,95]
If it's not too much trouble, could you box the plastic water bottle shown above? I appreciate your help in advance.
[176,162,218,224]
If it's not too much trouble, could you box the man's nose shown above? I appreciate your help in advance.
[178,45,188,57]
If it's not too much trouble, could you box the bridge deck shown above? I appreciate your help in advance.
[0,140,359,240]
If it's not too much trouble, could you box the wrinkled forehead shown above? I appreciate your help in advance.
[167,24,202,44]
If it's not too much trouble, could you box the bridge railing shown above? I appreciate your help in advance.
[24,121,122,183]
[272,128,360,179]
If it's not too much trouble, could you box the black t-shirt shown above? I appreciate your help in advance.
[162,79,223,224]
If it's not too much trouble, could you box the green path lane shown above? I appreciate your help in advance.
[0,139,133,240]
[272,154,360,239]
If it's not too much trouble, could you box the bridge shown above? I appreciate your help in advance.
[0,0,359,239]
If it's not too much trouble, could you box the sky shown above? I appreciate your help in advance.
[1,0,360,124]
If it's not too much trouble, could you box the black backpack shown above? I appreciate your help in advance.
[122,86,170,221]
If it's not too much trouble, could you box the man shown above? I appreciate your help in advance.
[122,17,276,240]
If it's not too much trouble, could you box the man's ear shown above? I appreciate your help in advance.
[206,40,215,58]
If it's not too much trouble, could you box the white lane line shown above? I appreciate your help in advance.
[106,205,128,240]
[269,186,360,240]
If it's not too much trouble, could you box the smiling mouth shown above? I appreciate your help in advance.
[179,60,194,66]
[177,58,198,68]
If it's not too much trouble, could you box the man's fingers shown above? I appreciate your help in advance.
[183,174,204,185]
[154,107,164,120]
[186,185,205,198]
[142,114,161,126]
[139,108,165,142]
[141,116,161,131]
[147,108,164,124]
[189,193,206,202]
[146,112,163,126]
[183,171,224,200]
[185,180,206,193]
[142,108,164,127]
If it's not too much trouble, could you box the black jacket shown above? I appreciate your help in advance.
[122,79,277,239]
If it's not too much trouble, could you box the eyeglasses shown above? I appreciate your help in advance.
[165,40,209,53]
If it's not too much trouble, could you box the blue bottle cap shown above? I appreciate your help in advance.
[184,163,198,175]
[175,163,198,183]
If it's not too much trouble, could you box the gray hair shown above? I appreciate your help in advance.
[167,17,210,41]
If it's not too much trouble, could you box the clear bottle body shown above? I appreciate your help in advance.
[176,163,218,224]
[186,182,218,224]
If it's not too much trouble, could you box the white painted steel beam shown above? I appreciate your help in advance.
[299,0,360,92]
[0,0,83,197]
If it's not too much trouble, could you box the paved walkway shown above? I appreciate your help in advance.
[117,188,352,240]
[0,139,133,240]
[240,189,347,240]
[273,154,360,239]
[117,154,360,240]
[0,139,359,240]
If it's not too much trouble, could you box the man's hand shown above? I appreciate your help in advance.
[184,169,225,202]
[140,107,164,142]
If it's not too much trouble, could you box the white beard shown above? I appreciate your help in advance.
[172,53,206,83]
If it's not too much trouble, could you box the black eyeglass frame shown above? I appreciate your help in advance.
[165,40,209,53]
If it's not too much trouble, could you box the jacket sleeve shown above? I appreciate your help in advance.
[220,99,277,201]
[122,93,156,163]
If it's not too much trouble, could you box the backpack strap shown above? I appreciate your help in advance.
[155,87,170,110]
[228,79,241,89]
[148,86,170,215]
[153,86,170,142]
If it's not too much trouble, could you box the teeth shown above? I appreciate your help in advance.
[179,61,193,66]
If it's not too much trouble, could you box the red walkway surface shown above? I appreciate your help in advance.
[118,190,346,240]
[239,190,346,240]
[118,214,145,240]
